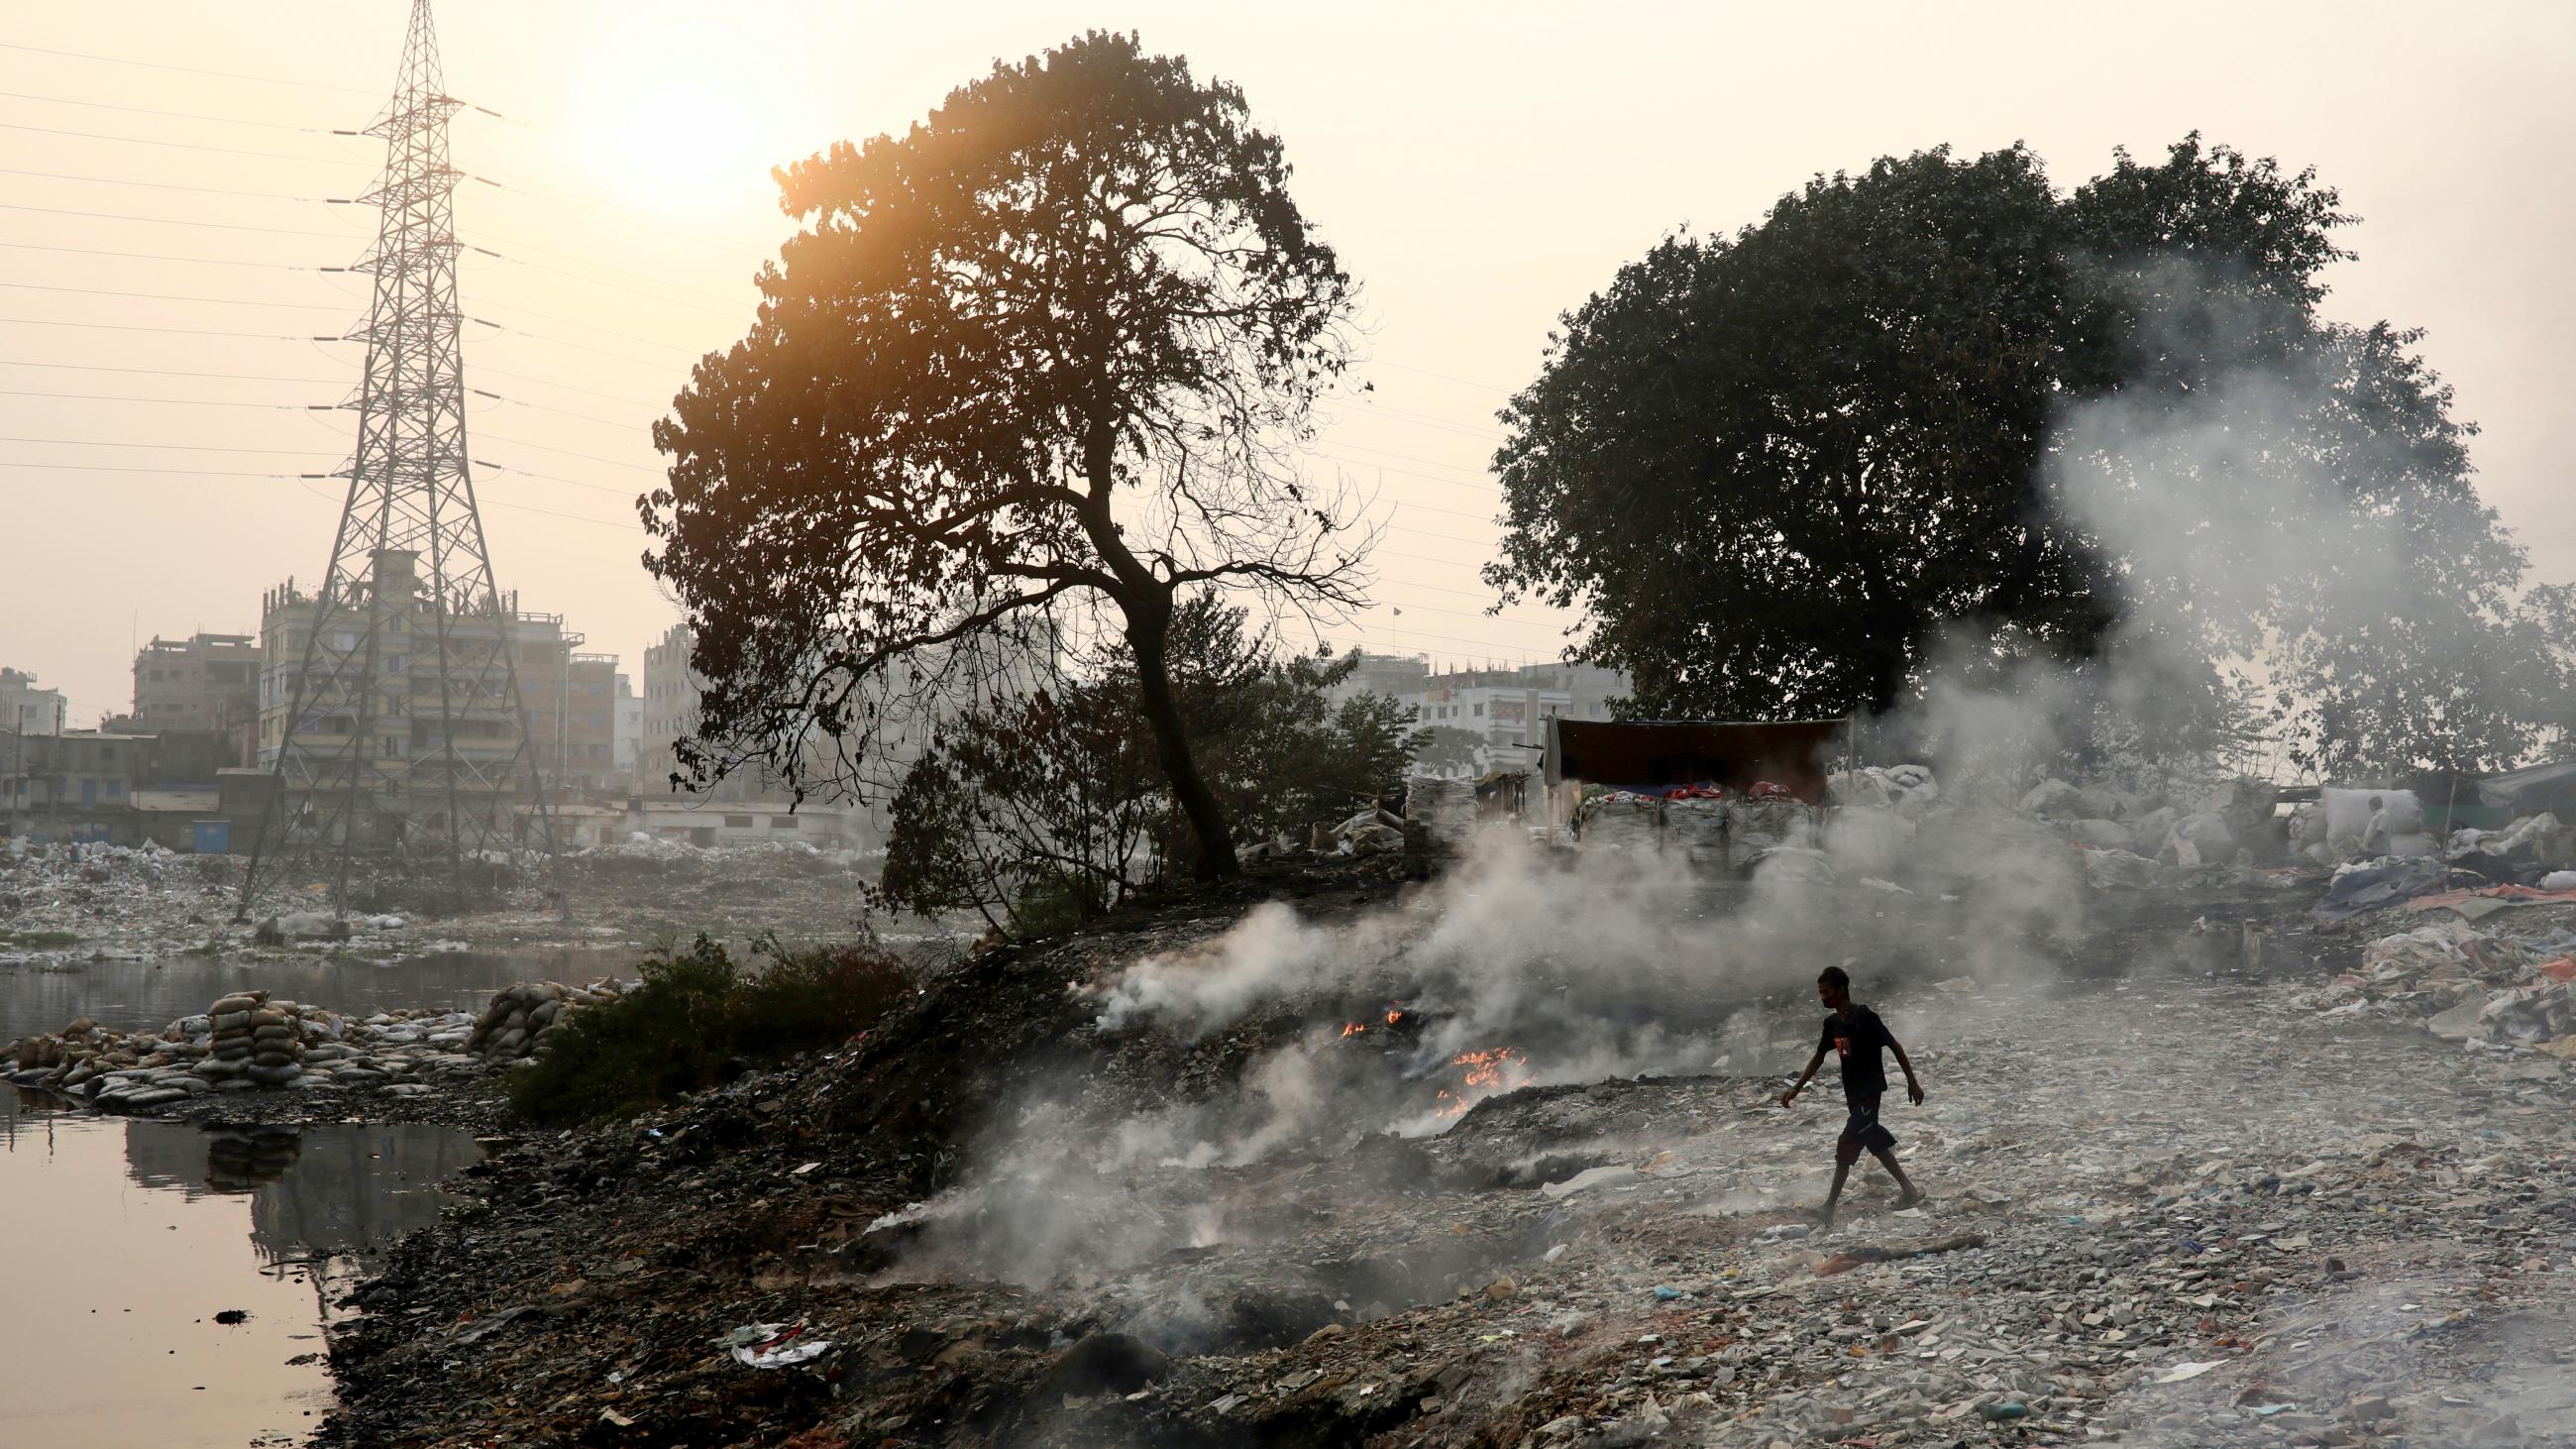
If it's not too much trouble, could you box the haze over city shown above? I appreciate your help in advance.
[15,8,2576,1446]
[8,1,2574,724]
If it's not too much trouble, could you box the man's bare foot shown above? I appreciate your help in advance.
[1814,1206,1836,1231]
[1894,1187,1927,1211]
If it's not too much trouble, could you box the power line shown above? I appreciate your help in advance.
[472,364,670,410]
[0,459,302,478]
[0,167,341,203]
[0,359,342,385]
[0,41,380,96]
[473,387,644,431]
[0,120,366,166]
[1336,396,1509,442]
[0,88,331,134]
[0,435,332,456]
[0,387,319,408]
[0,315,344,342]
[1369,358,1514,394]
[0,280,351,312]
[474,432,660,476]
[1322,450,1504,497]
[0,201,358,238]
[471,318,691,375]
[474,299,702,356]
[1325,438,1504,486]
[0,239,343,272]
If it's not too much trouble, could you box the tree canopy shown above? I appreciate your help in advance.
[1490,135,2543,772]
[645,32,1365,876]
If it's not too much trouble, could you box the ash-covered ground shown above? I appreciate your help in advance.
[310,825,2576,1447]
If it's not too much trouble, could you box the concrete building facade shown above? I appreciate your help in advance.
[506,613,620,796]
[1326,653,1632,777]
[0,728,237,847]
[133,632,261,733]
[1,667,67,737]
[612,671,642,782]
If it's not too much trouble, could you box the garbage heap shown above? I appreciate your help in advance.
[2298,913,2576,1054]
[1238,809,1410,866]
[0,837,240,963]
[465,978,627,1064]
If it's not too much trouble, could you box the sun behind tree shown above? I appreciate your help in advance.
[643,32,1369,879]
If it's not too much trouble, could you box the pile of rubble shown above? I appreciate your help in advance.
[1238,808,1413,867]
[3,975,634,1112]
[0,837,241,962]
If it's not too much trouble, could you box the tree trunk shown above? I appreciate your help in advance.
[1127,598,1240,880]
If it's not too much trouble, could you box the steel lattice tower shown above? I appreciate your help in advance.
[238,0,555,917]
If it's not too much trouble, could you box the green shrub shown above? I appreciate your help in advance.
[504,935,907,1124]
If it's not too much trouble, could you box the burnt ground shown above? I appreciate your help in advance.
[315,857,2576,1448]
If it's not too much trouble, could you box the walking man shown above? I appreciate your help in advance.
[1778,964,1926,1228]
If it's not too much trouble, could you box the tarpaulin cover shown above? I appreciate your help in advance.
[1550,719,1841,804]
[2311,857,2466,922]
[2478,760,2576,813]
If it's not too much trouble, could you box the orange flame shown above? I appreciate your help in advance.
[1340,1022,1367,1039]
[1435,1046,1532,1117]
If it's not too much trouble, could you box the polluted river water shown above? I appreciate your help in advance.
[0,948,631,1443]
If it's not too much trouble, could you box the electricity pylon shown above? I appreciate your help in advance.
[238,0,556,918]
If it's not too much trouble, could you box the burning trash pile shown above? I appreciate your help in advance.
[3,976,631,1112]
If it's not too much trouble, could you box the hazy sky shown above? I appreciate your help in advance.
[7,2,2572,724]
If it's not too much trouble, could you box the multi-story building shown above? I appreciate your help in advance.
[133,632,261,733]
[1323,651,1431,708]
[507,613,620,796]
[0,666,67,736]
[640,621,798,804]
[612,672,642,782]
[1,728,170,845]
[255,551,543,853]
[1327,653,1632,776]
[639,618,1054,844]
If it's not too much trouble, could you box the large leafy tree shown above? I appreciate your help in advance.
[1491,136,2543,771]
[645,33,1364,878]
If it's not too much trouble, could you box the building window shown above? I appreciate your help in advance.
[770,816,800,830]
[723,814,754,829]
[104,779,123,799]
[1473,703,1484,716]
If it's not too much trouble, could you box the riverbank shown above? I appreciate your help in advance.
[307,844,2576,1449]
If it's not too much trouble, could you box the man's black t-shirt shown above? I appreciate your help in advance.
[1820,1005,1893,1103]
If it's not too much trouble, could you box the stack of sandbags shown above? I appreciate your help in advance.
[466,979,626,1063]
[1403,776,1476,850]
[194,990,264,1086]
[194,990,305,1087]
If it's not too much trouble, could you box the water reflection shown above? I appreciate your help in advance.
[0,1093,483,1445]
[116,1117,483,1268]
[0,945,637,1044]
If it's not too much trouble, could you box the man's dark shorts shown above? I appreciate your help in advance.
[1837,1097,1897,1167]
